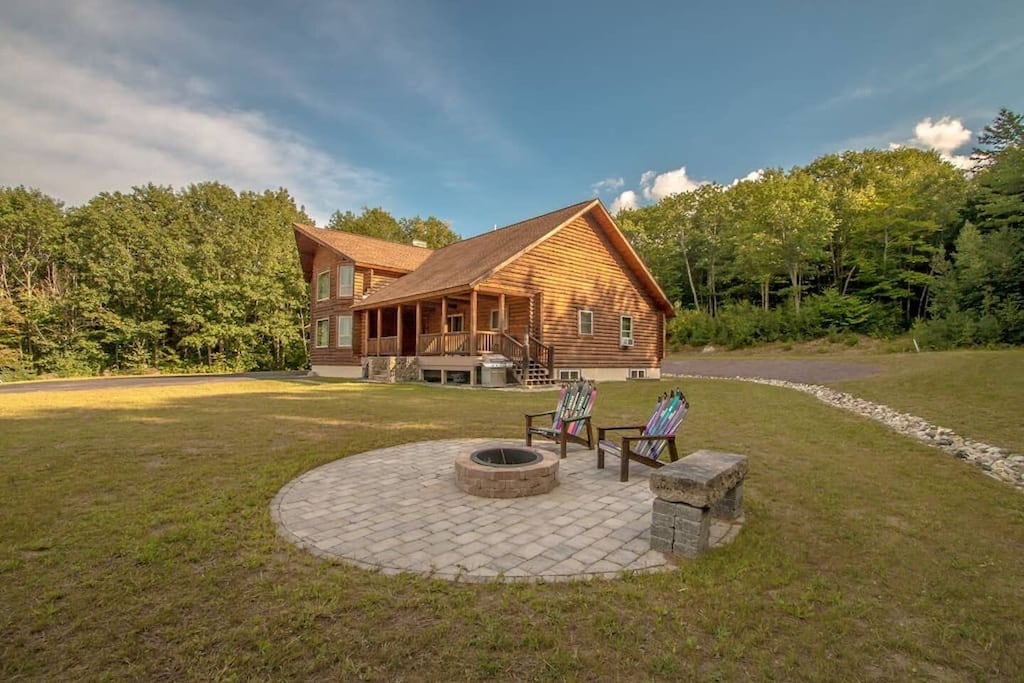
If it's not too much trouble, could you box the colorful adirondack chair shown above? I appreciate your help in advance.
[596,389,689,481]
[524,380,597,458]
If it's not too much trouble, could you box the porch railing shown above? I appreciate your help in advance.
[376,331,543,362]
[476,331,499,353]
[367,336,398,356]
[418,333,442,355]
[442,331,470,354]
[417,332,471,355]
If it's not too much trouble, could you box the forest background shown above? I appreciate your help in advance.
[1,110,1021,380]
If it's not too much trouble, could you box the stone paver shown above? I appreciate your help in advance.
[272,438,742,583]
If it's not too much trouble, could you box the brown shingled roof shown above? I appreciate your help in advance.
[352,199,596,309]
[292,223,433,281]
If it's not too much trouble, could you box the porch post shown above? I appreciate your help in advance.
[498,293,506,332]
[396,304,403,358]
[440,297,448,356]
[376,308,382,357]
[361,310,369,356]
[415,302,422,356]
[469,289,478,356]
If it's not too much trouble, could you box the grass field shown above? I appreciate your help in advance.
[829,349,1024,453]
[2,354,1023,680]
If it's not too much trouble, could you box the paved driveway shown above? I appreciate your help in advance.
[0,371,308,394]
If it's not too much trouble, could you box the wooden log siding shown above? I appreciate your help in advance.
[309,249,408,367]
[479,214,663,369]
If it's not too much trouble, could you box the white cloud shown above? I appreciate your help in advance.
[591,177,625,195]
[0,12,383,224]
[640,166,704,201]
[730,169,764,186]
[943,154,974,170]
[610,190,639,215]
[913,116,972,155]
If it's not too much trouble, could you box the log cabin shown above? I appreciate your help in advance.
[292,199,675,385]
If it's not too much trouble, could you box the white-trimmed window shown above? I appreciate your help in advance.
[447,314,464,332]
[337,264,354,298]
[578,309,594,336]
[620,315,633,342]
[628,368,647,379]
[558,369,582,381]
[316,270,330,301]
[337,315,353,348]
[489,309,509,331]
[315,318,330,348]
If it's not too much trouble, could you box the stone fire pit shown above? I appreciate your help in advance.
[455,446,559,498]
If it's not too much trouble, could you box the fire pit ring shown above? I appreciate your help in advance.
[470,447,541,468]
[455,445,558,498]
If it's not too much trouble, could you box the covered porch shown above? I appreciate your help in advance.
[354,288,555,385]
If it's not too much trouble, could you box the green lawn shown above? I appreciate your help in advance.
[2,363,1023,680]
[829,349,1024,453]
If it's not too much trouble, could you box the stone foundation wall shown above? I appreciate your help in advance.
[364,357,420,383]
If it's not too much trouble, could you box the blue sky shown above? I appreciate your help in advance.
[1,1,1021,236]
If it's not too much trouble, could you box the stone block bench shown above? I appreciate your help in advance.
[648,450,748,558]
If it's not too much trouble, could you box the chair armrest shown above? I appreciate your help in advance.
[561,415,592,424]
[525,410,557,419]
[597,425,645,439]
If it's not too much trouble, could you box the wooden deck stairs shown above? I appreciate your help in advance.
[514,359,557,386]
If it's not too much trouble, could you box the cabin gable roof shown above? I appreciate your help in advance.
[352,199,673,316]
[292,222,433,280]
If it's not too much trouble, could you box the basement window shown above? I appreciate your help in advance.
[558,369,582,381]
[628,368,647,379]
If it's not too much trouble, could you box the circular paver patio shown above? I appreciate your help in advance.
[272,439,741,583]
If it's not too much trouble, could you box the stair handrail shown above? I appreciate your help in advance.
[528,335,554,377]
[501,333,525,363]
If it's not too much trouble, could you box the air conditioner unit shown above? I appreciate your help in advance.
[620,337,634,347]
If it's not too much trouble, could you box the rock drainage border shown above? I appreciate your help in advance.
[672,374,1024,494]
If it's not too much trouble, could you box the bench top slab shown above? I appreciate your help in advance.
[649,450,748,507]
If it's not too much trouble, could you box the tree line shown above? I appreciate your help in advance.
[0,183,459,380]
[617,109,1023,349]
[2,110,1019,380]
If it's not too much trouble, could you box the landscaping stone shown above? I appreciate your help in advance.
[648,451,747,558]
[649,450,748,507]
[674,373,1024,494]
